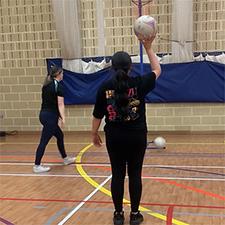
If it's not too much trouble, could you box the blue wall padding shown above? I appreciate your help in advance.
[46,59,225,105]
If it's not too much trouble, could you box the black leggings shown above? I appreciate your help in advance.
[35,111,67,165]
[105,127,147,213]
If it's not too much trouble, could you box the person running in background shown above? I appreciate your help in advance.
[33,66,76,173]
[92,34,161,225]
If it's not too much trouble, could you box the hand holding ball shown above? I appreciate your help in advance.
[134,15,157,40]
[154,137,166,149]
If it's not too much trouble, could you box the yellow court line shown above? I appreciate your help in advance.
[76,143,190,225]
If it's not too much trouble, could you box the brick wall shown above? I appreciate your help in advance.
[0,0,224,132]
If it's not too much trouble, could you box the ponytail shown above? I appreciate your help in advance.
[43,75,52,86]
[113,69,129,116]
[43,65,62,87]
[111,51,132,117]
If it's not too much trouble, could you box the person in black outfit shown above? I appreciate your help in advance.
[33,66,76,173]
[92,34,161,225]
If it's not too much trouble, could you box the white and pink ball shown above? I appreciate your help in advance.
[134,15,157,40]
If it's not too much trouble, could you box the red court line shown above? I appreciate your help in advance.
[0,197,224,209]
[166,206,174,225]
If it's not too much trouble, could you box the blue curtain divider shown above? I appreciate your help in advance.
[46,59,225,105]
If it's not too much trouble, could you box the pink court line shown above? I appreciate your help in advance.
[0,197,224,209]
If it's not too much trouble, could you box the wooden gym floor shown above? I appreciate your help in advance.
[0,132,225,225]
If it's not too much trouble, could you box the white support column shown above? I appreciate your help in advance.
[52,0,82,59]
[96,0,105,56]
[172,0,193,63]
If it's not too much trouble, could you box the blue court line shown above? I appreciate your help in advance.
[44,208,70,225]
[154,166,225,177]
[34,206,46,209]
[43,207,225,224]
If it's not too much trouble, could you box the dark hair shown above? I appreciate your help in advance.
[112,51,132,117]
[43,66,62,86]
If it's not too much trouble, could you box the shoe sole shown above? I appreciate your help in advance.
[130,219,143,225]
[33,169,50,173]
[130,218,143,225]
[63,161,76,166]
[33,171,50,173]
[63,158,76,166]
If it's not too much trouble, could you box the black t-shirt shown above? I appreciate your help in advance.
[41,79,64,115]
[93,72,156,132]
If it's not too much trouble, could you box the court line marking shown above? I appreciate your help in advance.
[167,206,173,225]
[57,144,112,225]
[0,142,92,145]
[45,208,68,225]
[1,142,224,224]
[142,174,225,201]
[58,175,112,225]
[93,164,225,202]
[0,155,61,162]
[46,207,225,225]
[1,162,225,169]
[1,154,225,160]
[80,208,225,217]
[1,172,224,179]
[1,161,225,180]
[0,217,14,225]
[155,166,225,176]
[1,173,224,181]
[34,206,46,209]
[74,144,189,225]
[1,197,225,209]
[1,142,224,145]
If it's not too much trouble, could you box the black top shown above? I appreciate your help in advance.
[93,72,156,132]
[41,79,64,115]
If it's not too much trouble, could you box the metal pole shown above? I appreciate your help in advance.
[138,0,143,75]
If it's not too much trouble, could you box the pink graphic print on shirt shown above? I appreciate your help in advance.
[106,87,140,122]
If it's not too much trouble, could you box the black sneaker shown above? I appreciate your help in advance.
[130,211,144,225]
[113,211,125,225]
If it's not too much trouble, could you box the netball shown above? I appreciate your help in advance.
[134,15,157,40]
[154,136,166,149]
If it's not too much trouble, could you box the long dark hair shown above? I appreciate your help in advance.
[43,66,62,86]
[112,51,132,117]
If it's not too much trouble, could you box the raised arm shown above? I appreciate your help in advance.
[140,34,161,79]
